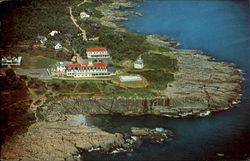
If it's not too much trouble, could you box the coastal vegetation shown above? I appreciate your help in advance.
[142,53,178,71]
[0,0,244,160]
[131,70,174,90]
[0,0,178,97]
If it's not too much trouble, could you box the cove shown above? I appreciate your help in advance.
[85,0,250,160]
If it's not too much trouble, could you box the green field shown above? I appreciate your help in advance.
[142,53,178,72]
[20,53,58,69]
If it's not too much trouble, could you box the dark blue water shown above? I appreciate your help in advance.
[85,0,250,160]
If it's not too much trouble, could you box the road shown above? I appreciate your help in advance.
[69,5,88,41]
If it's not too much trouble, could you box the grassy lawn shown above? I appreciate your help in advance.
[46,78,153,97]
[130,70,174,90]
[47,79,99,93]
[47,79,124,94]
[20,53,58,69]
[142,53,178,72]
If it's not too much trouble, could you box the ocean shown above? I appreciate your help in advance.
[85,0,250,160]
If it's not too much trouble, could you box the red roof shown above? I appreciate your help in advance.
[86,48,108,52]
[66,62,107,68]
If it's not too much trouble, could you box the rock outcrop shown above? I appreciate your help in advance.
[1,115,125,161]
[0,0,243,160]
[130,127,173,143]
[146,35,180,47]
[0,69,35,146]
[37,50,242,118]
[96,0,138,29]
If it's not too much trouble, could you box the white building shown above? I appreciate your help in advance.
[49,30,60,36]
[1,55,22,66]
[119,75,142,82]
[134,57,144,69]
[51,61,72,76]
[80,12,90,19]
[56,61,72,72]
[55,43,62,50]
[51,41,62,50]
[86,48,110,59]
[65,62,115,78]
[36,36,47,44]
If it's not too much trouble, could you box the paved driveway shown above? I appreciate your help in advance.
[15,68,52,79]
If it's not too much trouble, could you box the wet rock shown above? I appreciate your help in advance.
[146,34,180,47]
[130,127,173,144]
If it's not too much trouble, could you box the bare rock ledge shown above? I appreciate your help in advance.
[37,50,242,119]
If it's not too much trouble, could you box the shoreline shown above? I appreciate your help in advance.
[35,0,243,118]
[0,0,244,160]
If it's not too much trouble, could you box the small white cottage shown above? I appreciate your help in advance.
[36,36,47,44]
[49,30,60,36]
[80,12,90,19]
[51,41,62,50]
[134,57,144,69]
[55,43,62,50]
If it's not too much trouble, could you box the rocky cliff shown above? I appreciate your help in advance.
[37,50,242,120]
[1,115,125,161]
[0,0,243,160]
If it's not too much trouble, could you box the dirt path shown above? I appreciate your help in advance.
[77,0,86,7]
[69,5,88,41]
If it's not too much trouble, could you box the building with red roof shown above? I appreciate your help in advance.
[86,48,110,59]
[51,47,115,78]
[65,62,115,78]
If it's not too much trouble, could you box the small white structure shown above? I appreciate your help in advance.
[56,61,72,72]
[119,76,142,82]
[1,55,22,66]
[55,43,62,50]
[51,41,62,50]
[134,57,144,69]
[49,30,60,36]
[86,48,110,59]
[51,61,72,76]
[80,12,90,19]
[36,36,47,44]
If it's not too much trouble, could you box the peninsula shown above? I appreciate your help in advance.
[0,0,243,160]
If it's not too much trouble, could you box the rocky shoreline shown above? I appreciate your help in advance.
[37,49,242,119]
[1,114,173,161]
[1,49,242,160]
[0,0,244,160]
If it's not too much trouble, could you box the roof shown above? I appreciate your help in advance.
[66,62,107,68]
[86,48,107,52]
[37,35,47,40]
[135,57,144,64]
[57,61,72,66]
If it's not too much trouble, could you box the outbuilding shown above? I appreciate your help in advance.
[80,12,90,19]
[134,57,144,69]
[36,36,47,44]
[1,55,22,66]
[51,41,62,50]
